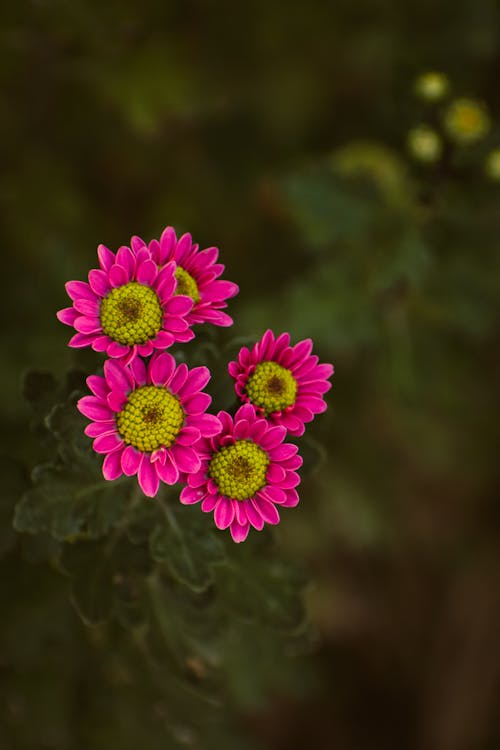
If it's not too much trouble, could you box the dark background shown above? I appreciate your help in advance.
[1,1,500,749]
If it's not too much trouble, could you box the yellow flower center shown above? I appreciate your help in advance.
[100,282,163,346]
[208,440,269,500]
[116,385,184,452]
[245,361,297,416]
[174,267,200,304]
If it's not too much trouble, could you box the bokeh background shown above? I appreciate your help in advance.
[1,1,500,749]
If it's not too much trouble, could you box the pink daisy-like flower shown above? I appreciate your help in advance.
[228,329,334,437]
[179,403,302,543]
[77,353,221,497]
[130,226,239,328]
[57,243,195,363]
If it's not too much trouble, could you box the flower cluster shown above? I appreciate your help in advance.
[58,227,333,542]
[408,71,495,172]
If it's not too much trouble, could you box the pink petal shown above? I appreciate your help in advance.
[156,452,179,484]
[278,412,304,435]
[180,486,206,505]
[266,464,286,483]
[149,352,176,386]
[230,520,250,543]
[164,316,189,333]
[84,421,116,438]
[291,338,313,364]
[252,496,280,525]
[102,449,124,481]
[268,443,298,461]
[184,392,211,415]
[176,426,201,446]
[104,359,133,393]
[91,335,109,352]
[206,279,239,299]
[88,269,110,297]
[136,259,158,285]
[97,243,115,271]
[116,245,136,277]
[86,375,108,399]
[214,497,235,529]
[93,433,124,454]
[109,263,129,287]
[259,425,287,450]
[65,280,96,301]
[199,309,233,327]
[74,298,99,316]
[130,235,147,253]
[74,316,101,334]
[170,444,201,473]
[189,413,222,437]
[201,494,218,512]
[152,330,175,349]
[130,357,147,386]
[233,419,250,439]
[259,485,287,505]
[121,445,142,476]
[168,363,188,393]
[69,332,94,348]
[299,396,327,414]
[138,455,160,497]
[282,489,300,508]
[78,396,112,421]
[244,501,265,530]
[228,361,239,378]
[178,366,211,397]
[107,390,127,412]
[56,307,79,326]
[164,296,193,316]
[107,342,131,358]
[280,471,300,489]
[175,233,193,263]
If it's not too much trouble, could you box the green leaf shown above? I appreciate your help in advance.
[14,463,131,541]
[150,511,225,592]
[61,540,115,625]
[216,554,307,632]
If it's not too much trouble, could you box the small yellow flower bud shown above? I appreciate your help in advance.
[444,98,490,145]
[414,72,450,102]
[407,125,443,163]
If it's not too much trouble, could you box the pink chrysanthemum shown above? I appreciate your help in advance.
[130,226,239,327]
[228,329,334,437]
[77,353,221,497]
[179,403,302,543]
[57,244,195,363]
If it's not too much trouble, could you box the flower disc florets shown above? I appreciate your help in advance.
[77,353,221,497]
[100,283,163,345]
[116,385,184,452]
[246,361,298,416]
[180,403,303,543]
[208,440,269,500]
[229,329,334,436]
[130,226,239,328]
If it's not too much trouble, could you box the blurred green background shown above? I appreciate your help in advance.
[1,1,500,749]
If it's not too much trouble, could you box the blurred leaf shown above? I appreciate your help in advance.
[150,512,225,592]
[14,463,131,541]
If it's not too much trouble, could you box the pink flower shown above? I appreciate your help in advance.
[57,244,195,363]
[77,353,221,497]
[179,403,302,543]
[228,329,334,436]
[130,226,239,328]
